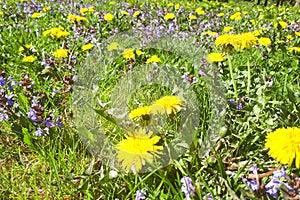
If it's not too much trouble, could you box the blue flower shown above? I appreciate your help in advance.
[181,176,195,199]
[0,112,8,122]
[0,76,6,87]
[54,119,63,127]
[43,118,53,127]
[35,128,43,136]
[27,108,38,121]
[135,190,146,200]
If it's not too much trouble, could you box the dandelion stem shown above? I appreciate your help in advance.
[227,54,238,99]
[247,60,251,95]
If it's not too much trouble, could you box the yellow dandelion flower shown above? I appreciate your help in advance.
[153,95,184,115]
[107,42,118,51]
[295,32,300,37]
[215,33,238,48]
[129,106,152,119]
[250,20,259,25]
[42,6,50,12]
[53,49,68,59]
[286,35,294,41]
[175,3,180,10]
[81,43,93,51]
[230,12,242,20]
[122,48,135,59]
[237,32,258,49]
[279,21,287,29]
[146,55,161,63]
[68,14,87,23]
[243,11,248,15]
[217,13,225,17]
[189,15,197,20]
[121,11,129,15]
[288,47,300,53]
[0,11,4,15]
[223,26,233,33]
[132,11,141,17]
[252,29,262,36]
[206,53,225,63]
[104,13,114,21]
[80,8,89,15]
[258,37,271,46]
[164,13,175,21]
[257,8,264,12]
[25,44,33,49]
[19,46,24,52]
[135,50,144,56]
[109,1,115,5]
[195,8,205,15]
[22,56,37,63]
[265,127,300,168]
[203,31,218,37]
[258,14,264,19]
[274,40,284,44]
[31,12,42,18]
[116,128,163,172]
[43,27,70,38]
[167,3,173,7]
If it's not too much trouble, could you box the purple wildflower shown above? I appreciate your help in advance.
[43,118,53,127]
[27,108,38,121]
[181,176,195,199]
[0,112,8,122]
[0,76,6,86]
[5,94,15,106]
[54,119,63,127]
[135,190,146,200]
[35,128,43,136]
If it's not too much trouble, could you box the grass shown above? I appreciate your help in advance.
[0,0,300,199]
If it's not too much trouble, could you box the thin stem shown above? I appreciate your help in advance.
[247,60,251,95]
[227,54,238,99]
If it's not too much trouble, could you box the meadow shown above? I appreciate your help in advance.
[0,0,300,199]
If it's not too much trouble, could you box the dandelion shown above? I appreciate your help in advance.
[195,8,205,15]
[217,13,225,17]
[288,47,300,53]
[230,12,242,20]
[265,127,300,168]
[258,37,271,46]
[22,56,37,63]
[164,13,175,21]
[135,50,144,56]
[25,44,33,49]
[116,128,163,172]
[53,49,68,59]
[146,55,161,63]
[206,53,225,63]
[107,42,118,51]
[295,32,300,37]
[81,43,93,51]
[31,12,42,18]
[286,35,294,41]
[153,95,184,115]
[258,14,264,19]
[43,27,70,38]
[104,13,114,21]
[129,106,152,119]
[19,47,24,52]
[68,14,87,23]
[237,32,258,49]
[223,26,233,33]
[279,21,287,29]
[121,11,129,15]
[42,6,50,12]
[0,11,4,15]
[175,3,180,10]
[167,3,173,7]
[122,48,135,59]
[132,11,141,17]
[188,15,197,20]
